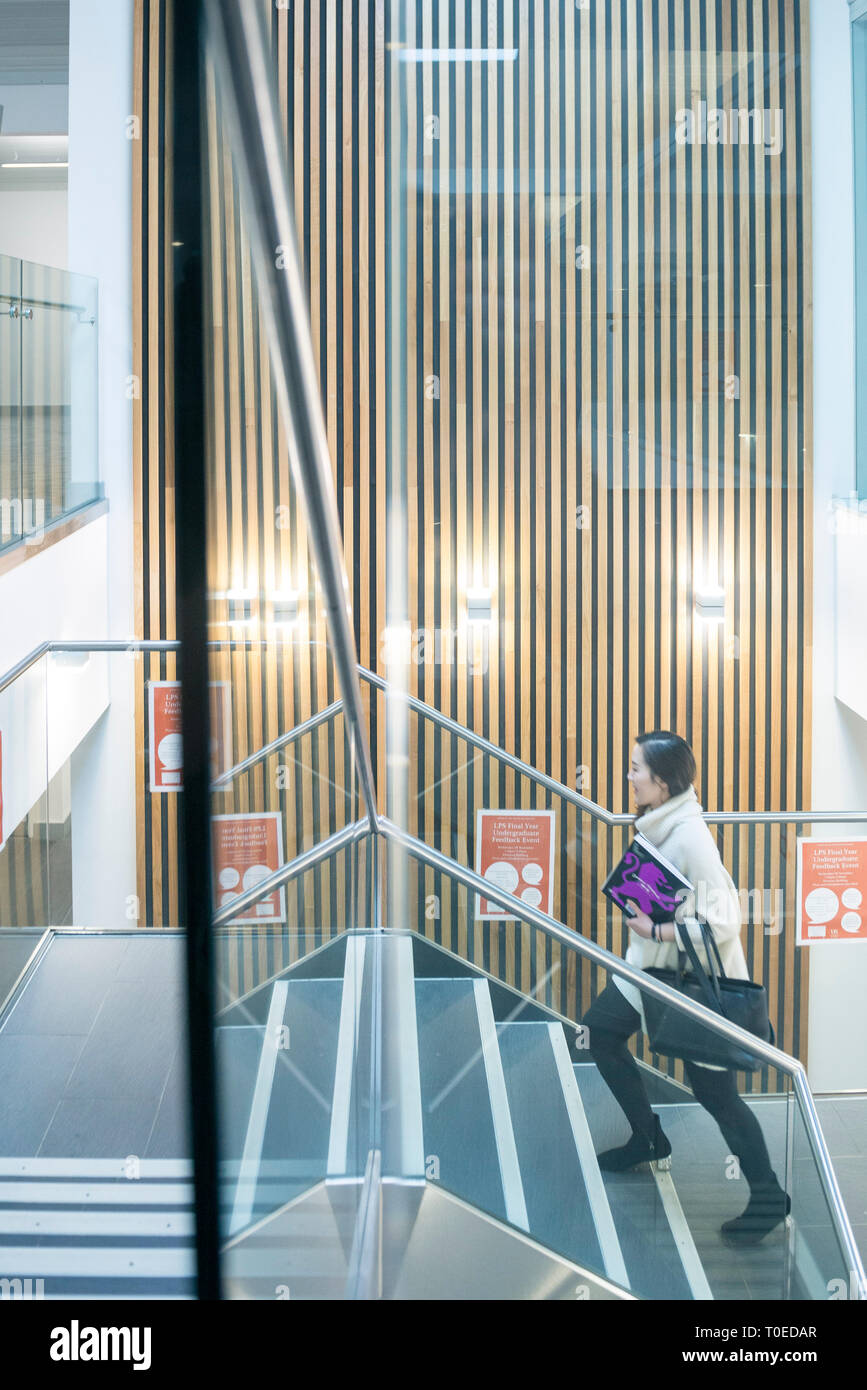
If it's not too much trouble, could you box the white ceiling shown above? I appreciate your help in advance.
[0,1,69,85]
[0,0,68,189]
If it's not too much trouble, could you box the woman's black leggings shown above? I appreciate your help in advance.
[583,982,776,1189]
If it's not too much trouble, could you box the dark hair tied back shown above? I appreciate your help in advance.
[635,731,696,799]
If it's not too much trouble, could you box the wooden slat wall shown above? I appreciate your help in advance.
[133,0,812,1075]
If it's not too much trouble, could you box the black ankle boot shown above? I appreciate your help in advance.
[597,1115,672,1173]
[720,1177,791,1246]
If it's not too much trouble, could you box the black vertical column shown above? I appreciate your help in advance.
[170,0,222,1299]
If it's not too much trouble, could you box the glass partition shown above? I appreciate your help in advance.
[393,852,847,1302]
[854,10,867,499]
[377,0,814,1125]
[370,682,801,1096]
[0,255,23,548]
[200,17,380,1294]
[788,1099,861,1302]
[0,254,100,552]
[0,655,50,927]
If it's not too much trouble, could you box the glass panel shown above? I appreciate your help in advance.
[20,259,100,530]
[400,858,794,1301]
[383,684,798,1095]
[377,0,822,1295]
[789,1100,862,1301]
[44,647,141,929]
[855,14,867,499]
[1,651,192,1299]
[0,254,22,549]
[0,655,49,927]
[202,36,377,1295]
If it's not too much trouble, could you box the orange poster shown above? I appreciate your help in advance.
[475,809,556,921]
[212,812,285,925]
[148,680,234,791]
[796,838,867,945]
[148,681,183,792]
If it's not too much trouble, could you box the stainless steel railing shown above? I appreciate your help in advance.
[1,639,863,1294]
[360,667,867,828]
[194,805,867,1300]
[3,640,866,829]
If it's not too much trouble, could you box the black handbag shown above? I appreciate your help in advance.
[642,919,775,1071]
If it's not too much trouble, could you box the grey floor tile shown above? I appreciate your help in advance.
[113,934,184,985]
[827,1099,867,1154]
[810,1101,864,1158]
[38,1090,159,1158]
[1,936,129,1036]
[0,932,44,1005]
[63,980,183,1112]
[0,1033,86,1155]
[819,1157,867,1225]
[145,1045,191,1159]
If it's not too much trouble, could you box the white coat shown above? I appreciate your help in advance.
[611,784,750,1070]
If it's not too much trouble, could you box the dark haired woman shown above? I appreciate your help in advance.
[582,732,790,1246]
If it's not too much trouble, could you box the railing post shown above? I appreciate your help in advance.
[171,0,222,1300]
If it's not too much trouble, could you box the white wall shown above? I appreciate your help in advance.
[808,0,867,1092]
[0,2,138,928]
[0,516,110,843]
[0,190,68,268]
[65,0,137,928]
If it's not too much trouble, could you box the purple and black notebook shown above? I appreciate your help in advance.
[601,834,693,924]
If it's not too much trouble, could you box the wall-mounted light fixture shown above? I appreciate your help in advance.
[226,589,254,628]
[694,582,726,625]
[466,587,493,624]
[271,589,300,627]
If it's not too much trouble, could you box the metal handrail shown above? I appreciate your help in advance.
[0,630,860,1291]
[211,697,344,790]
[204,806,865,1296]
[202,0,378,832]
[379,818,795,1071]
[361,667,867,828]
[376,816,867,1299]
[2,640,865,831]
[3,640,865,829]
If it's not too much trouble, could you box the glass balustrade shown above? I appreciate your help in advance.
[0,254,100,551]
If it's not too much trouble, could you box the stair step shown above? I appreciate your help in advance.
[572,1064,703,1300]
[497,1022,624,1285]
[414,978,516,1225]
[220,977,345,1232]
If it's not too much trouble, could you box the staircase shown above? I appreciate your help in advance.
[0,927,843,1300]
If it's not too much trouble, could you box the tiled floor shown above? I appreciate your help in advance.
[0,932,187,1158]
[653,1093,867,1298]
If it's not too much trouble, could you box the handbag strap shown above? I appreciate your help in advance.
[673,918,725,1014]
[701,919,728,980]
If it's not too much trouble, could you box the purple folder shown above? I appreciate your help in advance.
[601,833,693,925]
